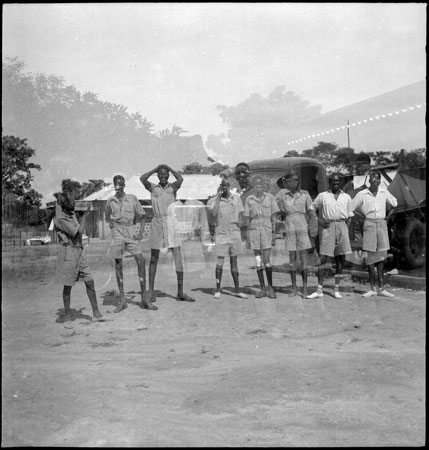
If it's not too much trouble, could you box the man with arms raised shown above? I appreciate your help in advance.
[140,164,195,303]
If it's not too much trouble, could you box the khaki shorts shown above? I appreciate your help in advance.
[362,219,390,252]
[109,239,142,259]
[215,229,243,257]
[249,219,273,250]
[55,245,93,286]
[319,221,352,257]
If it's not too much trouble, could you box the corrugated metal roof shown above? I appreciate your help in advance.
[82,174,222,201]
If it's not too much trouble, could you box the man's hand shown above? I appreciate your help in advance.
[83,206,91,217]
[319,218,330,229]
[271,235,276,247]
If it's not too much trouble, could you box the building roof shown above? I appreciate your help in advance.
[82,174,222,202]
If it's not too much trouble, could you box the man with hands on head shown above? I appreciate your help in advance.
[105,175,157,312]
[140,164,195,303]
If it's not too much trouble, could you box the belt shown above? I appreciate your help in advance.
[365,217,386,221]
[326,219,346,223]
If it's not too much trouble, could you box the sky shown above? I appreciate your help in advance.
[2,3,427,146]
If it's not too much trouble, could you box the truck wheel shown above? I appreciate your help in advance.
[399,217,426,269]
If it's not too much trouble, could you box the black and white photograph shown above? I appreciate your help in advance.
[2,3,426,447]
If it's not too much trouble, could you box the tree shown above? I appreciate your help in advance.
[332,147,356,173]
[2,134,42,207]
[302,142,338,170]
[182,161,230,175]
[206,86,322,163]
[81,179,108,199]
[182,161,203,174]
[283,150,299,157]
[393,148,426,169]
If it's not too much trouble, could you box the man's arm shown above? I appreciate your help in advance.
[140,165,160,190]
[165,165,184,189]
[134,197,146,240]
[78,207,91,235]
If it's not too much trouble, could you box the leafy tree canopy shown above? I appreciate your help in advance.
[182,161,230,175]
[2,133,42,207]
[206,86,322,163]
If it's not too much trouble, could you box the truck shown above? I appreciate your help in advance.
[384,166,426,269]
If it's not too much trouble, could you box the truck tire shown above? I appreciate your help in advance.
[399,217,426,269]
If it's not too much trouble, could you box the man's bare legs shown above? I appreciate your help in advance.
[84,279,103,318]
[289,250,308,297]
[134,253,157,310]
[173,246,195,302]
[113,258,128,312]
[62,285,72,325]
[147,249,160,303]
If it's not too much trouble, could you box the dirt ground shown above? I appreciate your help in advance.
[1,240,426,447]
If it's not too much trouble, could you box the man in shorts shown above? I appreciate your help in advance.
[307,173,353,299]
[275,172,317,298]
[54,189,103,327]
[207,178,248,299]
[243,175,279,298]
[352,172,398,298]
[140,164,195,303]
[105,175,157,312]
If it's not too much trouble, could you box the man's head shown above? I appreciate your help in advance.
[57,191,75,214]
[234,162,250,188]
[369,171,381,189]
[284,172,299,192]
[157,164,170,186]
[251,175,264,196]
[219,178,230,198]
[113,175,126,194]
[329,172,342,192]
[355,153,371,175]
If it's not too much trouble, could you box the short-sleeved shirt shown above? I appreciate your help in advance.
[208,193,243,241]
[147,181,181,217]
[244,192,279,249]
[275,189,313,251]
[105,193,145,241]
[145,182,181,249]
[244,192,279,221]
[208,193,243,231]
[351,188,398,219]
[310,190,354,221]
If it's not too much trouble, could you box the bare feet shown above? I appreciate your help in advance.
[93,310,103,319]
[289,289,297,297]
[113,300,128,313]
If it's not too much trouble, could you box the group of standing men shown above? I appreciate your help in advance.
[53,158,398,326]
